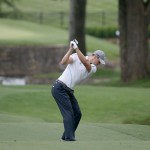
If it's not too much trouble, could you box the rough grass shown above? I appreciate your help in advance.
[0,18,119,60]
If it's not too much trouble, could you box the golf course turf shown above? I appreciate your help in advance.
[0,119,150,150]
[0,85,150,150]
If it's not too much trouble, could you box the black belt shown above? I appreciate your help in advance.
[56,80,74,92]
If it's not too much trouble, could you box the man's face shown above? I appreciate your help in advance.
[89,54,100,65]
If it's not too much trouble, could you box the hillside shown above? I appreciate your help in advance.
[2,0,118,27]
[0,18,119,60]
[14,0,118,13]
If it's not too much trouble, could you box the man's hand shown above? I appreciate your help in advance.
[71,41,78,49]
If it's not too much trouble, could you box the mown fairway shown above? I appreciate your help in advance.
[0,122,150,150]
[0,85,150,124]
[0,85,150,150]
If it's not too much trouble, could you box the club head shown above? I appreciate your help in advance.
[73,39,78,45]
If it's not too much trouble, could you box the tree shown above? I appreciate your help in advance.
[69,0,87,55]
[119,0,150,82]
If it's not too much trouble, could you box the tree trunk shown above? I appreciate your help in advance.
[69,0,87,55]
[119,0,150,82]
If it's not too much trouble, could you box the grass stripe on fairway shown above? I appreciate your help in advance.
[0,122,150,150]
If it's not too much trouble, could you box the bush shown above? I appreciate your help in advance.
[86,26,150,39]
[86,26,118,38]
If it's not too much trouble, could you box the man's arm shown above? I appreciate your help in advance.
[75,48,91,72]
[60,47,74,65]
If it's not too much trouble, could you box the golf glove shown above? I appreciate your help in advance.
[70,41,78,49]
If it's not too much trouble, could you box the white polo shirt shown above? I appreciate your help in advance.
[58,53,97,89]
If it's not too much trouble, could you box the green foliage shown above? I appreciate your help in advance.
[86,26,118,38]
[87,26,150,39]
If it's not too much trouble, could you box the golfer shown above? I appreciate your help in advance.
[51,39,105,141]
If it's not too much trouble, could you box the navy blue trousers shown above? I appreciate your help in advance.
[51,80,82,140]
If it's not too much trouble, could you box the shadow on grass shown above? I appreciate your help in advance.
[123,117,150,125]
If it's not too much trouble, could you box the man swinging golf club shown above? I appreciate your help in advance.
[51,39,105,141]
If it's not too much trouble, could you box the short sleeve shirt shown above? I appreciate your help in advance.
[58,53,97,89]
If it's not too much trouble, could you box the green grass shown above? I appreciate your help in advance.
[0,18,119,60]
[91,68,150,88]
[11,0,118,13]
[0,1,150,148]
[0,85,150,150]
[0,122,150,150]
[2,0,118,27]
[0,18,68,45]
[0,85,150,124]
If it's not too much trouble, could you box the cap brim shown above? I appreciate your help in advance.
[100,59,105,65]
